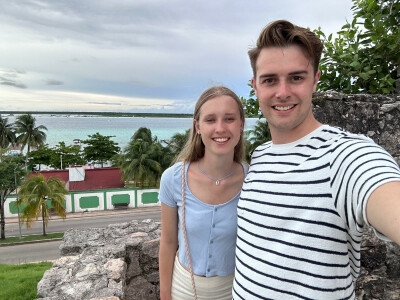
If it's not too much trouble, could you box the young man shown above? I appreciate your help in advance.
[233,20,400,299]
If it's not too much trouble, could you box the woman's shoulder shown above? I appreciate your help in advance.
[240,161,249,175]
[161,161,186,181]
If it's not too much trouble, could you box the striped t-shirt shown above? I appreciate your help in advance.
[233,125,400,300]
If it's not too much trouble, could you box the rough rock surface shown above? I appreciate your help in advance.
[37,92,400,299]
[37,219,161,300]
[313,92,400,165]
[355,227,400,299]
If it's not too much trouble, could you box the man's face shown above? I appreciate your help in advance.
[252,45,320,144]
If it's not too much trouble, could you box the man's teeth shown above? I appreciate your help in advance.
[274,105,295,111]
[214,138,228,142]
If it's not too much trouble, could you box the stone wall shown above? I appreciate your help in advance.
[37,219,161,300]
[37,92,400,299]
[313,92,400,165]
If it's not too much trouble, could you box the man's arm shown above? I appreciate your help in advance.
[366,181,400,245]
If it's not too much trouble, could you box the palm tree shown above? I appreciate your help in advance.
[114,127,163,188]
[245,119,272,159]
[14,114,47,167]
[18,174,67,236]
[167,129,190,159]
[0,115,16,149]
[116,140,162,188]
[132,127,153,143]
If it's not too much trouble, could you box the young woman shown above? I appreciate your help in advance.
[158,86,248,300]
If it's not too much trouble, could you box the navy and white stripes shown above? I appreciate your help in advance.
[233,125,400,299]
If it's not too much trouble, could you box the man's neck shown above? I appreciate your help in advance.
[271,119,322,145]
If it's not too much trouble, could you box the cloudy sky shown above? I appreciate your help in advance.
[0,0,353,113]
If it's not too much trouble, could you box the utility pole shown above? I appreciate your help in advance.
[14,168,22,239]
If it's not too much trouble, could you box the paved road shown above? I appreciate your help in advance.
[0,240,63,265]
[0,206,161,264]
[5,206,161,237]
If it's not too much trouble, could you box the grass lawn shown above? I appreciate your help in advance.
[0,262,53,300]
[0,232,63,245]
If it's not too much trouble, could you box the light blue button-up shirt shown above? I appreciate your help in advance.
[159,161,247,277]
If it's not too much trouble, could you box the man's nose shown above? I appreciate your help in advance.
[276,81,290,99]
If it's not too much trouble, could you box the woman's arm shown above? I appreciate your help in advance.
[159,203,179,300]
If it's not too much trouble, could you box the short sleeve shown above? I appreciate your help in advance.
[330,137,400,238]
[158,163,179,207]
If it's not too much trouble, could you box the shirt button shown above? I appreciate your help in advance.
[212,224,215,228]
[210,240,214,244]
[207,269,210,272]
[209,254,212,258]
[215,208,218,212]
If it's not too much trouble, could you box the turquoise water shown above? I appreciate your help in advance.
[7,115,258,149]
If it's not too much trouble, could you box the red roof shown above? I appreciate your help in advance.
[29,167,124,191]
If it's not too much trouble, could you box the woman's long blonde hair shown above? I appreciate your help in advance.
[174,86,245,163]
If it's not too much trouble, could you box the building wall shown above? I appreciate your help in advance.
[4,187,160,218]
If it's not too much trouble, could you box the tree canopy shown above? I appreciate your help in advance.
[15,114,48,153]
[113,127,164,187]
[50,142,86,169]
[315,0,399,94]
[0,153,25,239]
[166,129,190,161]
[0,116,16,149]
[82,132,120,167]
[18,174,67,236]
[245,120,271,160]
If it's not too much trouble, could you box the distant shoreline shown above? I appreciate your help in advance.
[0,111,193,118]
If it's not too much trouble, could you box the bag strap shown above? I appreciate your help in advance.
[181,161,198,300]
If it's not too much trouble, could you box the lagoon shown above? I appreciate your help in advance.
[6,114,259,149]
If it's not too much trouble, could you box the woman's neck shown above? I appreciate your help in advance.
[198,153,236,178]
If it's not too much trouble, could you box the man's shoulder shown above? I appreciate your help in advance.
[252,140,273,155]
[322,125,376,146]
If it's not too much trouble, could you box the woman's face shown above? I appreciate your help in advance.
[195,95,243,158]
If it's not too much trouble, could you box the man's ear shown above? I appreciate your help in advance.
[252,77,258,97]
[313,70,321,92]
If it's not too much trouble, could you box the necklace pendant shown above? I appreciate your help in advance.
[215,180,220,186]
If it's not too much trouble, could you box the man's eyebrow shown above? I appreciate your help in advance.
[258,70,309,79]
[258,73,276,79]
[289,70,309,75]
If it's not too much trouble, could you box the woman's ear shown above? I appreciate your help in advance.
[194,119,200,134]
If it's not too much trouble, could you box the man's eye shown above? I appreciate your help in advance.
[292,76,303,81]
[263,78,275,85]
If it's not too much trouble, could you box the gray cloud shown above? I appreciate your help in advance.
[46,79,63,86]
[0,71,27,89]
[0,0,353,112]
[0,79,27,89]
[0,1,351,48]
